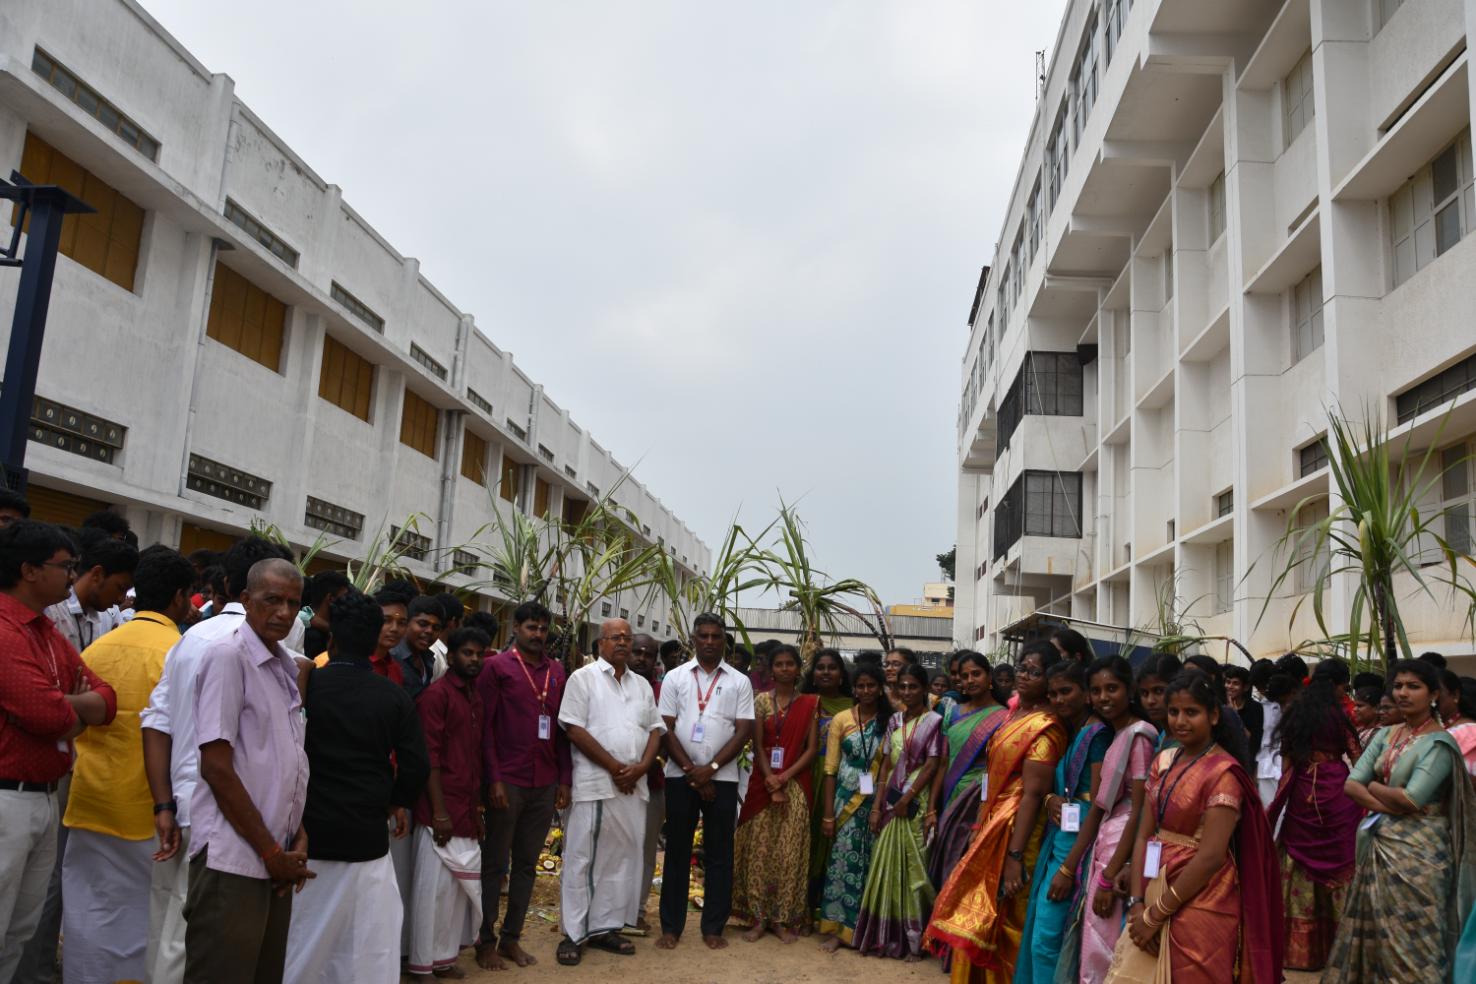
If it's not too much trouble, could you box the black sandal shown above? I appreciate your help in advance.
[556,937,582,965]
[587,932,636,956]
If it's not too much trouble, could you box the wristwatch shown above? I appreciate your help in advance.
[1126,896,1145,909]
[153,800,177,815]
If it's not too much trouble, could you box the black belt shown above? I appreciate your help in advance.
[0,779,59,793]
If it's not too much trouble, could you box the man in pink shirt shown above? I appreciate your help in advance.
[183,558,311,984]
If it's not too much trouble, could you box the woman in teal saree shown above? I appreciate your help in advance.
[926,651,1007,888]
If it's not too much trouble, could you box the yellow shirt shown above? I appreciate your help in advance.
[64,612,180,840]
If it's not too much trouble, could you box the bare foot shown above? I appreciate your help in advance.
[499,940,536,967]
[741,922,765,943]
[475,944,506,972]
[904,953,922,963]
[775,925,798,944]
[434,967,467,980]
[819,937,842,954]
[703,934,729,950]
[655,933,680,950]
[635,916,650,933]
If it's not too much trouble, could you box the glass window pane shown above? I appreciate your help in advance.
[1433,146,1460,203]
[1446,506,1472,554]
[1443,446,1470,499]
[1435,202,1461,256]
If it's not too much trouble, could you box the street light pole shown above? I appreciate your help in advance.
[0,171,94,494]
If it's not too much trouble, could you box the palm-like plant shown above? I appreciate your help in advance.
[645,514,774,652]
[1258,408,1476,669]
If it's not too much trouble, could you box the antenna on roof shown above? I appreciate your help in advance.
[1035,49,1047,101]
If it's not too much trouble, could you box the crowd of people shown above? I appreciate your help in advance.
[3,486,1476,983]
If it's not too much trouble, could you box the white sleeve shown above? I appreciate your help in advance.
[735,676,755,722]
[658,674,679,719]
[558,669,590,730]
[140,645,175,733]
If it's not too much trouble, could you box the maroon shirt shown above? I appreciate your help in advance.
[413,671,483,837]
[477,646,572,789]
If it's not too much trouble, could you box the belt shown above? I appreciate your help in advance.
[0,779,59,793]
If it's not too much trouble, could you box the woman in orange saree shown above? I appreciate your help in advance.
[1105,671,1282,984]
[923,641,1067,983]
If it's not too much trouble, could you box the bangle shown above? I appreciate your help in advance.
[1141,910,1162,930]
[1166,884,1184,906]
[1058,864,1074,879]
[1006,848,1025,861]
[433,815,451,822]
[1096,873,1114,891]
[260,842,283,863]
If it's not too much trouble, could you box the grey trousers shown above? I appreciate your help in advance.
[638,788,665,921]
[480,783,556,945]
[0,789,60,984]
[8,775,67,984]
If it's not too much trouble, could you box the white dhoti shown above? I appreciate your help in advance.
[283,854,401,983]
[560,795,646,944]
[146,825,190,984]
[388,816,416,957]
[407,829,481,975]
[60,827,154,984]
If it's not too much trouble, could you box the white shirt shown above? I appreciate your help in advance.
[659,661,754,783]
[1255,695,1282,781]
[42,589,125,653]
[139,602,246,827]
[559,657,664,803]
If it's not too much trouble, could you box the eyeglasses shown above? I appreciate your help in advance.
[602,634,634,644]
[40,560,79,575]
[1015,664,1046,678]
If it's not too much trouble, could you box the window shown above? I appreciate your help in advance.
[409,343,448,381]
[1213,540,1234,614]
[452,549,480,575]
[1389,130,1475,288]
[186,454,270,510]
[538,444,555,464]
[637,614,646,627]
[1282,50,1315,146]
[1440,442,1473,554]
[601,602,612,617]
[330,282,384,333]
[1292,499,1332,594]
[317,334,374,421]
[223,199,298,268]
[30,49,159,161]
[206,261,286,372]
[14,132,143,291]
[1291,267,1325,364]
[1298,438,1328,478]
[1164,246,1173,301]
[533,477,551,518]
[29,395,126,465]
[997,265,1011,329]
[1072,13,1100,142]
[620,608,630,620]
[1047,109,1071,208]
[1208,172,1227,243]
[399,389,439,459]
[1216,488,1234,518]
[304,496,363,539]
[1105,0,1132,65]
[390,525,431,562]
[1025,472,1083,538]
[506,418,528,442]
[1397,353,1476,423]
[467,388,493,416]
[563,496,589,526]
[1027,182,1042,260]
[461,430,488,484]
[996,352,1085,455]
[499,457,519,502]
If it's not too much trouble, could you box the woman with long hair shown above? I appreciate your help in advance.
[1051,627,1094,666]
[816,664,891,952]
[1351,685,1382,750]
[1265,660,1362,971]
[1135,653,1181,752]
[1322,659,1476,982]
[1079,656,1157,983]
[1017,661,1109,983]
[1105,671,1283,983]
[803,649,854,918]
[926,651,1008,887]
[852,663,943,961]
[733,644,820,943]
[1437,670,1476,776]
[923,641,1067,982]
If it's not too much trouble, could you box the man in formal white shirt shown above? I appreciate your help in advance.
[138,535,286,984]
[654,613,754,951]
[555,619,664,965]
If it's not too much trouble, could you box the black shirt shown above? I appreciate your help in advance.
[302,659,430,862]
[1237,697,1265,758]
[392,640,436,700]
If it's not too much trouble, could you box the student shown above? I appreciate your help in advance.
[802,648,853,916]
[927,651,1007,888]
[1135,654,1181,752]
[1108,671,1282,983]
[817,664,891,952]
[734,644,819,942]
[408,627,488,981]
[1351,685,1382,750]
[42,527,135,653]
[1223,664,1262,756]
[284,591,429,984]
[853,663,943,962]
[395,596,444,700]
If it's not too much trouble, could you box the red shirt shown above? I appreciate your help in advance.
[413,672,482,837]
[0,593,117,783]
[477,647,572,789]
[371,650,405,686]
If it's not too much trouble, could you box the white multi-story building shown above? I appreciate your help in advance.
[0,0,709,632]
[957,0,1476,660]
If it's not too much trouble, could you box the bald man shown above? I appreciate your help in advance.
[553,620,664,964]
[183,559,311,984]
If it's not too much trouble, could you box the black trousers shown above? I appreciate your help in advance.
[480,782,557,945]
[658,778,737,939]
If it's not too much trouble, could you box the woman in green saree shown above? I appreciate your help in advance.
[1323,658,1476,983]
[804,649,854,921]
[926,650,1007,888]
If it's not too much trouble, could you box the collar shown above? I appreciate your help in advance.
[693,660,727,678]
[0,591,49,624]
[596,655,628,678]
[445,670,476,693]
[64,590,86,616]
[220,602,246,616]
[238,623,290,667]
[510,644,548,668]
[131,611,181,633]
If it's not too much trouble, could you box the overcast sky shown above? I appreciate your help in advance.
[146,0,1067,607]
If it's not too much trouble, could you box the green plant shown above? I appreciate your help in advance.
[248,519,337,573]
[1257,407,1476,669]
[646,514,774,653]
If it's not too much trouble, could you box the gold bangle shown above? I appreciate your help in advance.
[1166,884,1184,906]
[1058,864,1074,879]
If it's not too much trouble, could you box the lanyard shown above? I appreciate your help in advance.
[1155,743,1215,824]
[855,709,879,764]
[770,691,797,740]
[513,651,553,711]
[693,664,723,717]
[72,612,96,651]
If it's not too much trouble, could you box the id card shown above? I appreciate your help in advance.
[1143,839,1163,879]
[691,720,706,743]
[537,714,552,741]
[1359,812,1382,832]
[979,775,989,801]
[770,748,785,770]
[1061,802,1081,832]
[859,773,875,796]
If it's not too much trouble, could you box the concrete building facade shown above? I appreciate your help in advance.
[957,0,1476,660]
[0,0,709,631]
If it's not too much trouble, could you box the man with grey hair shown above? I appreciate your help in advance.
[553,619,664,964]
[182,558,311,983]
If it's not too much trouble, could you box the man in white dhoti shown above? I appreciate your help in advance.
[283,590,429,983]
[555,618,665,965]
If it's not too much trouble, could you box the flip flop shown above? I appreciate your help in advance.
[587,932,636,956]
[556,937,582,965]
